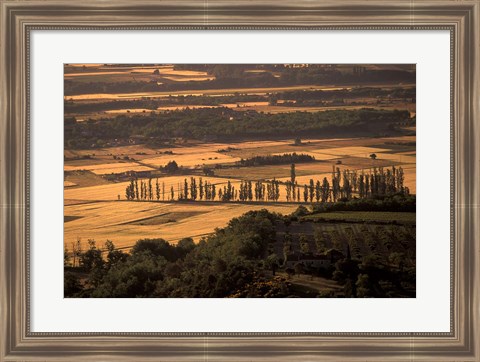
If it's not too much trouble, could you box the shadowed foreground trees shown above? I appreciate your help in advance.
[65,197,416,298]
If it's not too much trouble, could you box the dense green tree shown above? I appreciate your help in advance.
[199,178,204,200]
[183,178,189,200]
[164,160,179,174]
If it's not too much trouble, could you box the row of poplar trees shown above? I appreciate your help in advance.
[125,164,408,203]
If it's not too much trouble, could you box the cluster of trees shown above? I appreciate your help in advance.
[279,66,415,88]
[238,152,315,167]
[65,107,411,149]
[276,87,416,106]
[177,177,217,201]
[311,193,416,213]
[328,164,408,201]
[125,178,166,201]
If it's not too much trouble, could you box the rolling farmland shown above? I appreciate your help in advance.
[65,135,416,251]
[64,64,416,298]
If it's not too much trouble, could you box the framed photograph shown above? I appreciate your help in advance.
[1,0,479,360]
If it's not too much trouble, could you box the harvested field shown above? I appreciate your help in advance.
[64,157,114,167]
[154,68,211,77]
[293,162,347,173]
[317,146,392,157]
[216,140,293,150]
[64,181,77,187]
[65,71,128,77]
[128,211,206,225]
[382,135,416,143]
[220,102,270,108]
[227,145,318,159]
[105,108,152,114]
[64,201,298,250]
[141,152,241,168]
[92,165,154,175]
[339,157,403,168]
[374,153,416,164]
[64,171,112,188]
[162,76,215,82]
[64,161,155,175]
[64,175,242,201]
[156,105,217,111]
[64,199,98,206]
[65,74,158,84]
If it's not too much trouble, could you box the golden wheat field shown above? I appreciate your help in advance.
[64,175,242,201]
[64,181,77,187]
[104,108,152,114]
[64,201,298,251]
[311,146,393,156]
[64,161,155,174]
[65,65,216,83]
[141,152,241,168]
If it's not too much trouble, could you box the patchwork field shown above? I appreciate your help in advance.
[141,151,241,168]
[65,65,215,84]
[63,64,417,299]
[64,162,155,175]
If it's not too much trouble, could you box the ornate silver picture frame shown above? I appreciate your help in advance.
[1,1,478,360]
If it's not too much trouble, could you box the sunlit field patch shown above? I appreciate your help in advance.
[64,201,298,250]
[162,76,215,82]
[64,162,155,175]
[141,152,241,168]
[317,146,392,157]
[64,175,243,201]
[105,108,152,114]
[374,153,416,164]
[64,181,77,187]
